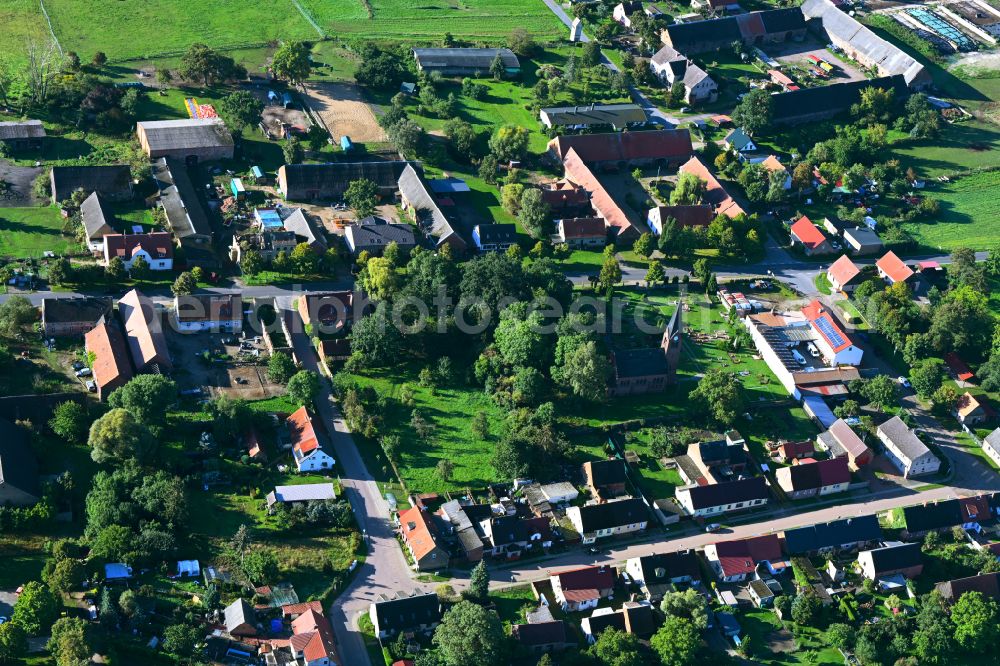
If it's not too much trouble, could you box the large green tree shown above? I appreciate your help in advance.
[47,617,92,666]
[287,370,321,406]
[690,367,745,426]
[732,87,773,136]
[650,616,700,666]
[494,302,548,369]
[11,581,60,636]
[0,295,35,339]
[950,590,1000,654]
[48,401,89,443]
[107,374,177,424]
[587,627,648,666]
[344,178,379,219]
[0,621,26,663]
[488,125,529,163]
[271,41,312,84]
[87,408,152,463]
[554,340,610,402]
[432,601,506,666]
[268,351,297,384]
[659,588,709,630]
[219,90,264,133]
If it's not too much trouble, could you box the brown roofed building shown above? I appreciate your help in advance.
[547,129,693,166]
[775,457,851,500]
[556,217,607,248]
[818,419,872,469]
[678,156,745,218]
[563,148,644,242]
[398,506,449,571]
[289,609,341,665]
[102,232,174,271]
[551,565,617,612]
[42,296,112,337]
[936,572,1000,603]
[118,289,172,373]
[297,291,356,333]
[540,180,592,218]
[511,620,573,655]
[84,317,134,400]
[583,459,628,499]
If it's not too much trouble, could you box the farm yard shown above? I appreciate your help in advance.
[304,82,388,144]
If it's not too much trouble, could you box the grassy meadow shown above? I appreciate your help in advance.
[0,0,51,64]
[0,206,72,259]
[903,169,1000,250]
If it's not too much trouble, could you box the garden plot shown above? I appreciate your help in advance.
[303,82,387,144]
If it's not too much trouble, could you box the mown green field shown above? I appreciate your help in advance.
[0,206,72,259]
[43,0,320,62]
[300,0,564,42]
[0,0,50,64]
[903,170,1000,250]
[891,120,1000,178]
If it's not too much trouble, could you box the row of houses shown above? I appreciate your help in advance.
[222,597,340,665]
[789,215,884,257]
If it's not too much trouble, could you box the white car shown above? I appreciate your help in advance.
[75,367,92,377]
[705,523,722,533]
[807,343,820,358]
[898,376,912,388]
[792,350,807,365]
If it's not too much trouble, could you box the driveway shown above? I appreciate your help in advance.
[0,590,16,619]
[0,160,43,207]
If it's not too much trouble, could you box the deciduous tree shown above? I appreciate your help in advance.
[433,601,505,666]
[272,41,312,84]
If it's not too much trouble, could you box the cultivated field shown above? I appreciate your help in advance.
[300,0,564,41]
[904,170,1000,250]
[304,82,387,143]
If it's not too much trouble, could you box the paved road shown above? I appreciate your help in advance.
[282,300,419,666]
[0,280,352,306]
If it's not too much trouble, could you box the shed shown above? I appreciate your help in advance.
[105,563,133,580]
[224,598,258,636]
[177,560,201,577]
[251,166,264,180]
[230,178,246,199]
[340,136,353,151]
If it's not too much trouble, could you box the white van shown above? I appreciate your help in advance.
[792,350,807,365]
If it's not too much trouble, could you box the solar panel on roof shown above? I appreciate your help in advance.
[814,317,845,348]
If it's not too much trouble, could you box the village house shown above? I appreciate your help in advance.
[660,8,807,54]
[613,1,644,27]
[288,406,336,473]
[876,251,914,285]
[479,515,552,559]
[556,217,607,248]
[953,392,992,425]
[278,160,410,202]
[137,118,234,160]
[675,476,770,517]
[230,229,299,264]
[397,506,449,571]
[877,416,940,478]
[412,48,520,76]
[581,603,658,644]
[748,579,780,607]
[649,45,718,104]
[775,457,851,500]
[646,204,714,234]
[983,428,1000,468]
[843,226,884,255]
[437,500,485,563]
[566,498,649,544]
[704,534,787,583]
[288,609,340,665]
[760,155,792,189]
[224,599,257,636]
[724,128,757,155]
[0,120,45,151]
[774,440,815,464]
[826,255,862,293]
[550,565,617,612]
[398,164,467,252]
[936,572,1000,603]
[370,592,442,639]
[583,459,628,499]
[85,317,134,401]
[624,550,701,601]
[297,291,357,332]
[103,232,174,271]
[511,620,574,655]
[817,419,873,469]
[472,224,517,253]
[80,192,117,253]
[173,293,242,333]
[42,296,112,337]
[541,180,592,218]
[0,418,41,507]
[789,216,832,256]
[118,288,172,373]
[540,104,648,130]
[801,300,863,366]
[152,158,215,266]
[546,129,693,168]
[858,542,923,581]
[782,515,882,556]
[50,165,133,204]
[678,155,745,218]
[282,208,328,253]
[901,495,994,537]
[265,483,337,511]
[344,218,417,257]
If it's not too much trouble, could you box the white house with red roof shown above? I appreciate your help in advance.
[802,300,862,366]
[789,216,832,256]
[704,534,788,583]
[550,565,616,612]
[102,232,174,271]
[826,255,862,293]
[288,608,340,665]
[288,406,335,472]
[876,251,914,285]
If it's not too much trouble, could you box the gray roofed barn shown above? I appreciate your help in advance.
[0,419,41,507]
[345,218,417,256]
[278,160,410,201]
[265,483,337,508]
[770,76,908,124]
[224,598,257,636]
[540,103,648,129]
[661,8,805,54]
[0,120,45,150]
[413,48,520,76]
[80,192,116,247]
[281,208,328,252]
[50,165,133,203]
[398,164,466,250]
[136,118,234,160]
[152,158,215,265]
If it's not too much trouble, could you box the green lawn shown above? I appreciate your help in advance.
[0,206,73,259]
[902,169,1000,251]
[0,0,51,65]
[890,120,1000,179]
[620,430,686,501]
[738,608,845,666]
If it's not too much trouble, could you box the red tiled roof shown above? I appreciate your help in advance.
[790,216,828,250]
[281,600,323,618]
[541,180,591,208]
[768,70,794,86]
[816,456,851,486]
[291,610,338,663]
[802,299,853,353]
[959,495,991,522]
[760,155,786,173]
[103,231,173,261]
[399,506,443,562]
[548,129,693,163]
[84,318,133,391]
[651,204,714,228]
[827,254,861,288]
[713,534,782,577]
[944,352,974,382]
[678,156,745,218]
[555,565,616,601]
[876,251,914,283]
[827,419,870,460]
[563,148,639,237]
[559,217,607,239]
[287,406,321,455]
[780,440,814,458]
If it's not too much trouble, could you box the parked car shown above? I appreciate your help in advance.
[705,523,722,532]
[791,350,807,366]
[85,380,97,393]
[75,368,92,377]
[897,376,911,388]
[807,343,820,358]
[71,361,84,370]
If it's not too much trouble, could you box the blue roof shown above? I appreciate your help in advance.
[105,563,131,579]
[341,136,353,150]
[251,166,263,178]
[802,395,837,428]
[255,208,283,229]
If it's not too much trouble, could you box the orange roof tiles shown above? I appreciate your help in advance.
[547,129,693,163]
[84,318,133,392]
[876,251,914,284]
[563,148,640,238]
[760,155,786,173]
[398,506,443,563]
[827,254,861,288]
[287,406,321,455]
[802,299,853,353]
[790,216,828,250]
[678,156,745,218]
[944,352,974,382]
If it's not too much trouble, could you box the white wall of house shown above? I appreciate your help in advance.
[982,441,1000,468]
[104,245,172,271]
[675,487,767,516]
[811,329,863,366]
[294,448,336,472]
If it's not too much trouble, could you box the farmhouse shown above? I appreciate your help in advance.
[282,208,328,253]
[472,224,517,253]
[704,534,787,582]
[876,250,914,284]
[583,459,628,499]
[0,120,45,150]
[84,317,134,401]
[136,118,234,160]
[42,296,112,337]
[624,551,701,601]
[556,217,607,248]
[297,291,357,331]
[412,48,520,76]
[858,542,923,581]
[770,76,908,125]
[369,592,442,639]
[118,289,172,373]
[649,46,718,104]
[152,158,214,266]
[826,255,862,293]
[81,192,116,253]
[550,566,616,612]
[660,8,807,54]
[398,506,449,571]
[511,620,573,654]
[774,457,851,499]
[540,104,648,130]
[818,419,873,469]
[724,128,757,155]
[843,226,883,255]
[647,204,714,234]
[398,164,467,251]
[801,300,863,366]
[288,406,336,472]
[678,156,745,218]
[877,416,940,478]
[936,572,1000,603]
[566,498,649,544]
[782,515,882,555]
[287,609,340,665]
[562,148,644,241]
[278,160,411,202]
[789,216,832,256]
[173,294,242,332]
[102,232,174,271]
[265,483,337,510]
[50,165,133,204]
[541,180,592,218]
[675,476,770,517]
[982,428,1000,468]
[953,392,992,425]
[547,129,693,166]
[613,1,644,28]
[479,515,553,558]
[0,419,41,507]
[344,219,417,256]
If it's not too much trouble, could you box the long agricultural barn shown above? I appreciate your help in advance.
[136,118,235,161]
[412,48,521,76]
[277,161,412,201]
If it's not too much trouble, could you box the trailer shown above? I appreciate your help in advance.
[340,135,353,151]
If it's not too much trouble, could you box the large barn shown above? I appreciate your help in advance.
[412,48,520,76]
[277,161,411,202]
[661,8,807,54]
[136,118,234,161]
